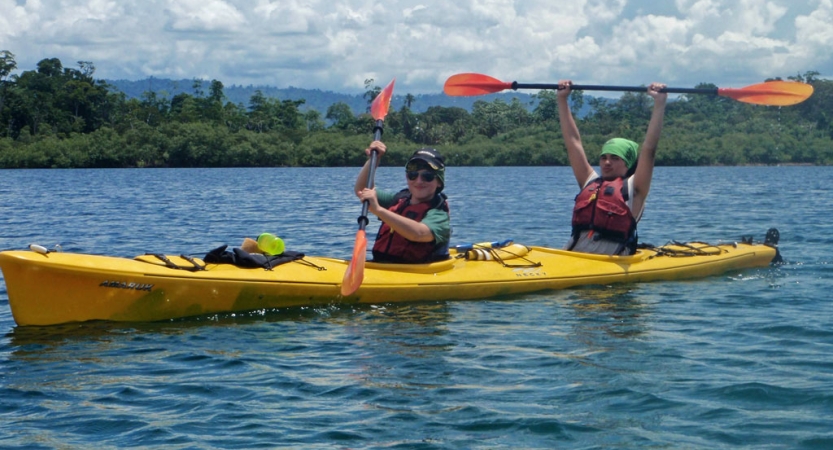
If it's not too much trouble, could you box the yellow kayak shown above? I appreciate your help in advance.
[0,232,781,326]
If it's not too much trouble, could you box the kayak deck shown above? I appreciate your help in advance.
[0,236,780,326]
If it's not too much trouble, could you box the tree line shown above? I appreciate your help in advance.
[1,50,831,169]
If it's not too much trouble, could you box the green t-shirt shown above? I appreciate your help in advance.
[376,189,451,245]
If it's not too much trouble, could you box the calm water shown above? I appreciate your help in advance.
[1,166,832,449]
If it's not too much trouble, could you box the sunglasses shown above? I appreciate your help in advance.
[406,171,437,182]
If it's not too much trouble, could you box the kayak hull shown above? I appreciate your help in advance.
[0,240,778,326]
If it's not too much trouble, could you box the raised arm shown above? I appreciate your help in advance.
[557,81,595,187]
[632,83,668,202]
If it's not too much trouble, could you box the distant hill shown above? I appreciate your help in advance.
[105,78,545,115]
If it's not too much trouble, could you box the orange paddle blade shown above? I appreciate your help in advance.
[443,73,513,96]
[371,78,396,120]
[341,230,367,296]
[718,80,814,106]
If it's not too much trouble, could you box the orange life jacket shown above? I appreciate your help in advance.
[372,190,450,263]
[570,177,637,252]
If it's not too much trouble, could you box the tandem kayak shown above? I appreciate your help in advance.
[0,230,781,326]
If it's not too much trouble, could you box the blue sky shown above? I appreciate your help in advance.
[1,0,830,96]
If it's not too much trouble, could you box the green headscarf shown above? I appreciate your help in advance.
[600,138,639,169]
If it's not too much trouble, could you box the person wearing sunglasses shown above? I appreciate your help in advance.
[354,141,451,263]
[557,80,668,255]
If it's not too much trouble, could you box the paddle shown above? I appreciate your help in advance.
[341,78,396,296]
[443,73,813,106]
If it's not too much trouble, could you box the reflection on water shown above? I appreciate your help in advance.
[343,303,455,398]
[563,284,652,341]
[7,302,451,342]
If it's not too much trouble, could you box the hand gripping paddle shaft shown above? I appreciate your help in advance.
[341,78,396,296]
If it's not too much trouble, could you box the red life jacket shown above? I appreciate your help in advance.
[372,190,450,263]
[570,177,637,248]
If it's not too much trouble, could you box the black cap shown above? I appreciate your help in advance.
[407,148,445,170]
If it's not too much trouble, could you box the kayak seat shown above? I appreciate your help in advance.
[365,257,455,274]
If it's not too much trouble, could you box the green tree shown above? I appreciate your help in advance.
[0,50,16,128]
[304,109,326,132]
[363,78,381,113]
[533,90,558,123]
[416,106,471,144]
[1,53,831,169]
[326,102,355,130]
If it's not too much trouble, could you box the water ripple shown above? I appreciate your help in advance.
[2,167,833,448]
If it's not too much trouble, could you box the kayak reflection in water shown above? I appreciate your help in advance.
[354,140,451,264]
[557,80,668,255]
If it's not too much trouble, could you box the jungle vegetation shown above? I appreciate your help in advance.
[1,51,831,169]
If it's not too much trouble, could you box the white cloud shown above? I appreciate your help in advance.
[584,0,628,22]
[165,0,246,32]
[675,0,722,20]
[0,0,829,94]
[0,0,36,39]
[732,0,788,35]
[795,0,833,47]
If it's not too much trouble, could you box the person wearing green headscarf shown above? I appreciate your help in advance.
[354,140,451,263]
[557,80,668,255]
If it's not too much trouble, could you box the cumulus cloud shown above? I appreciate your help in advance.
[795,0,833,48]
[165,0,247,32]
[0,0,829,94]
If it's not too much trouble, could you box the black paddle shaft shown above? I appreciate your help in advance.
[512,82,719,96]
[357,119,385,230]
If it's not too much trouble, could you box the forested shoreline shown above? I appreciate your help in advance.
[1,51,831,169]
